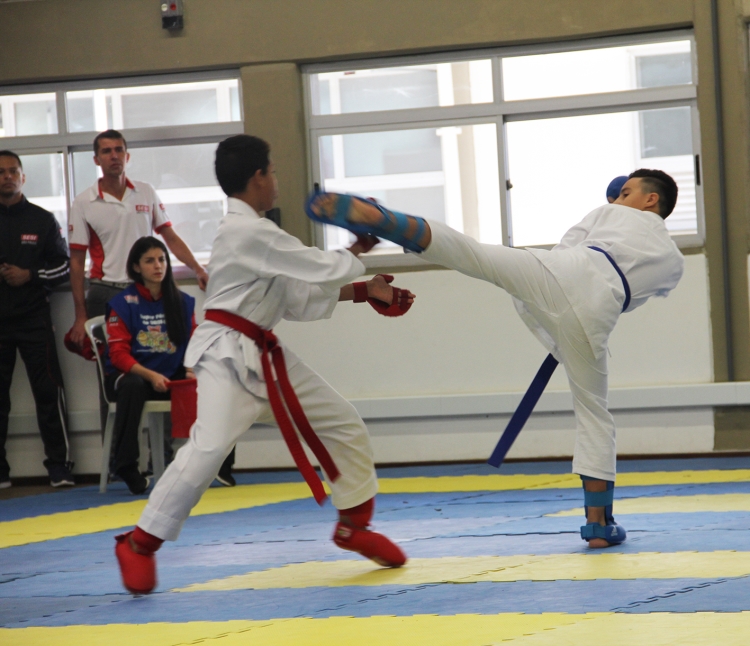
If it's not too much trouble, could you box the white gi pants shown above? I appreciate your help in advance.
[421,222,617,482]
[138,342,378,541]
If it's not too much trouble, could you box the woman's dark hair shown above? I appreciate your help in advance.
[126,236,188,347]
[214,134,271,196]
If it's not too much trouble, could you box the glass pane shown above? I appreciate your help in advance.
[71,150,100,196]
[72,143,224,254]
[318,124,501,251]
[19,153,67,236]
[311,60,493,115]
[502,40,692,101]
[66,79,241,131]
[506,108,697,247]
[0,93,58,137]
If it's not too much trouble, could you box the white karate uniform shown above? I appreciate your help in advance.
[139,198,375,541]
[421,204,684,482]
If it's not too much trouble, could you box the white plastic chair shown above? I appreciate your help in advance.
[85,316,171,493]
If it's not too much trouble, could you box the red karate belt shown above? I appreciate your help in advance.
[204,309,340,504]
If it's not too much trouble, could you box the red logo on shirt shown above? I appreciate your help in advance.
[136,204,150,213]
[21,234,38,244]
[68,224,74,233]
[159,203,166,211]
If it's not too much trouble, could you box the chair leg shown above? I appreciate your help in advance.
[149,413,166,484]
[99,412,116,494]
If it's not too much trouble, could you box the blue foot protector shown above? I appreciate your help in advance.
[305,191,426,253]
[580,476,627,546]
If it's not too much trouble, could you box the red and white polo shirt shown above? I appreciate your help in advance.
[68,178,172,283]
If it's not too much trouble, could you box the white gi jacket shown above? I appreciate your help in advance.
[185,198,365,397]
[517,204,685,359]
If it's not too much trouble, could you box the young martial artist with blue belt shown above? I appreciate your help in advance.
[307,169,684,549]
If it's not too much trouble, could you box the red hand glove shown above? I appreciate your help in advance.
[355,234,380,254]
[352,274,413,317]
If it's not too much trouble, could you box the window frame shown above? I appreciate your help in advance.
[0,70,244,267]
[303,29,703,268]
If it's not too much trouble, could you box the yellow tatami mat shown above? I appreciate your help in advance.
[3,470,748,549]
[176,550,750,591]
[3,612,750,646]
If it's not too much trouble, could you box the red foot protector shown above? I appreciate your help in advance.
[168,378,197,438]
[352,274,412,317]
[333,522,407,567]
[333,497,405,566]
[115,531,157,594]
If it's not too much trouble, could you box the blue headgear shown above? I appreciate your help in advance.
[606,176,629,201]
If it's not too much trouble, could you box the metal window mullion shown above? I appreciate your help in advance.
[495,116,513,248]
[55,91,67,137]
[309,102,502,130]
[0,69,242,97]
[308,85,697,131]
[504,97,695,123]
[492,55,504,104]
[690,101,706,243]
[61,145,73,219]
[312,113,518,138]
[308,131,326,250]
[1,122,244,152]
[303,28,695,75]
[492,55,513,247]
[308,95,692,138]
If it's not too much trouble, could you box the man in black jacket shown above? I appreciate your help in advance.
[0,150,74,488]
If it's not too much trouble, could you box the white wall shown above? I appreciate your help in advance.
[6,253,714,477]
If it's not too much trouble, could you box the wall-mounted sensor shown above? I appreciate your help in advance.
[161,0,184,30]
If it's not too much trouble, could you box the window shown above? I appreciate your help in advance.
[1,72,243,263]
[304,31,702,265]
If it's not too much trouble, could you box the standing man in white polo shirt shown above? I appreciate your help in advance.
[67,130,208,347]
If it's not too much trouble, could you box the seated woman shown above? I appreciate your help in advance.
[105,237,196,494]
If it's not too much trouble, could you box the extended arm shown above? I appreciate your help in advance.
[160,226,209,290]
[339,274,415,306]
[259,227,365,291]
[68,248,89,346]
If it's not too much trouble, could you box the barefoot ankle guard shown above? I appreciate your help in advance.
[580,476,627,546]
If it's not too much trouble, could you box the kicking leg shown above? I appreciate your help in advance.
[283,360,406,567]
[306,192,432,251]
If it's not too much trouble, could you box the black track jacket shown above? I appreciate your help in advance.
[0,196,70,321]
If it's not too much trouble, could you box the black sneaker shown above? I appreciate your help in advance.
[116,465,151,495]
[49,463,75,487]
[215,465,236,487]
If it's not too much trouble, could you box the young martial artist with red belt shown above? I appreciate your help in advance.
[307,169,684,549]
[115,134,414,594]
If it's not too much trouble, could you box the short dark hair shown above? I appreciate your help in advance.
[93,129,127,154]
[628,168,678,218]
[0,150,22,167]
[214,135,271,196]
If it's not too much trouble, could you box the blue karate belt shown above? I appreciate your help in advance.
[488,246,630,468]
